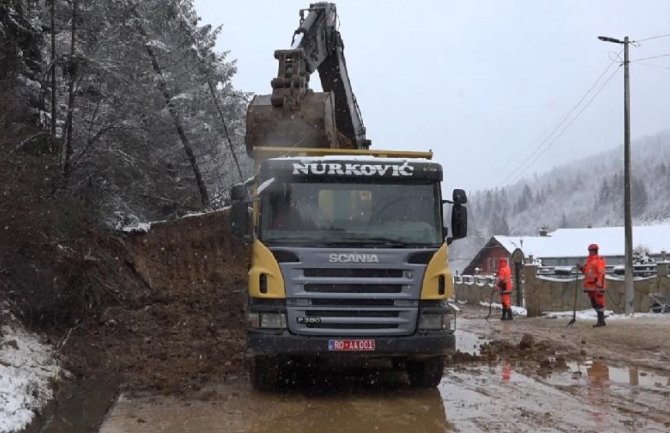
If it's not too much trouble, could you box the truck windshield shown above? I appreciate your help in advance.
[259,181,443,246]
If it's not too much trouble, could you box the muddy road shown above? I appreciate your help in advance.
[97,308,670,433]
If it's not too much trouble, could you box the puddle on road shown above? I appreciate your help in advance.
[454,352,670,391]
[545,359,670,389]
[441,360,670,433]
[454,330,670,389]
[101,379,455,433]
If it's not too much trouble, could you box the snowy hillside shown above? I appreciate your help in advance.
[450,129,670,272]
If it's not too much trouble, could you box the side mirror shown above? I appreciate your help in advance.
[231,201,251,240]
[230,184,251,240]
[451,203,467,240]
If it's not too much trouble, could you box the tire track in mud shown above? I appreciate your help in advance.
[441,331,670,433]
[441,364,670,433]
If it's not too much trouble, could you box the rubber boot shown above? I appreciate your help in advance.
[500,308,507,321]
[507,308,513,321]
[593,311,606,327]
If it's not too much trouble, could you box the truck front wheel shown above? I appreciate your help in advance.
[406,356,445,388]
[249,356,281,391]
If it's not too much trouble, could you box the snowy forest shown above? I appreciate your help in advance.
[449,130,670,271]
[1,0,252,227]
[1,0,256,327]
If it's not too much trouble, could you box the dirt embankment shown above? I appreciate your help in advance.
[63,211,251,394]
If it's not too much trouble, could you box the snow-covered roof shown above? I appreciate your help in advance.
[495,225,670,258]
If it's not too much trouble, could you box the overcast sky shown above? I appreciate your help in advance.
[194,0,670,193]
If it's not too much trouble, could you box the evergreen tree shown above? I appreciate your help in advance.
[0,0,44,137]
[632,178,648,216]
[27,0,251,221]
[515,184,533,213]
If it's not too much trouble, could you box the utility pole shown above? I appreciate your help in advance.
[598,35,634,315]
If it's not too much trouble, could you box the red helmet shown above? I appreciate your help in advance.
[588,243,599,251]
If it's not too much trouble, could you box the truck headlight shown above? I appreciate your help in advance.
[248,312,287,329]
[418,313,451,330]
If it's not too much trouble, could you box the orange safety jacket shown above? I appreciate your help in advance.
[582,255,606,291]
[496,264,513,294]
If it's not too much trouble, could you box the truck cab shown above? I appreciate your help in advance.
[231,147,467,389]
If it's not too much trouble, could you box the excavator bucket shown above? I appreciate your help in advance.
[245,91,339,157]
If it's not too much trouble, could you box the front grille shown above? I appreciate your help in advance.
[303,268,403,278]
[305,323,399,330]
[288,303,415,335]
[304,283,402,294]
[285,260,420,336]
[305,310,399,318]
[311,299,395,307]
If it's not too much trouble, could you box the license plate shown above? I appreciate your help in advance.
[328,339,376,352]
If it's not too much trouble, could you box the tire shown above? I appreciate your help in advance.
[406,356,445,388]
[249,356,281,391]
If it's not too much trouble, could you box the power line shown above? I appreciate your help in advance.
[509,65,622,185]
[636,62,670,71]
[487,44,667,189]
[509,65,618,183]
[495,44,668,187]
[631,53,670,62]
[635,33,670,43]
[506,65,622,186]
[494,52,622,182]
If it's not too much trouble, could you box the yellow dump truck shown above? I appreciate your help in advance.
[230,3,468,390]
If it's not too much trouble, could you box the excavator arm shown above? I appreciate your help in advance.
[246,2,370,156]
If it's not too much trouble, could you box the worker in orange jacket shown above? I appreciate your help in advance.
[496,258,513,320]
[576,243,607,327]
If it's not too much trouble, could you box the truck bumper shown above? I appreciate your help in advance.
[247,330,455,358]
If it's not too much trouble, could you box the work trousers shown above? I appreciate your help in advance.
[587,290,605,312]
[500,293,512,309]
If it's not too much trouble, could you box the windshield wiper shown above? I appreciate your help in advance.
[264,236,434,248]
[263,237,326,246]
[334,237,411,248]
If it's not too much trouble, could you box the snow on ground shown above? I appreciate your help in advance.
[1,310,61,433]
[479,301,528,317]
[472,301,670,321]
[543,309,614,320]
[115,207,233,234]
[544,309,670,321]
[120,221,151,233]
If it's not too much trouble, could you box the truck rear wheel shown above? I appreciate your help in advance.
[406,356,445,388]
[249,356,281,391]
